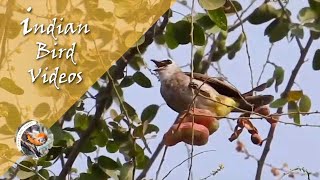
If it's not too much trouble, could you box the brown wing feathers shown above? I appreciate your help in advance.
[184,72,274,111]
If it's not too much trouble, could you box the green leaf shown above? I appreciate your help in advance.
[154,34,166,45]
[270,98,288,108]
[106,140,119,153]
[200,60,210,74]
[227,33,245,60]
[266,77,275,88]
[133,123,159,137]
[129,56,144,71]
[265,19,290,43]
[165,21,205,47]
[304,22,320,32]
[299,95,311,113]
[141,104,160,122]
[223,1,242,14]
[113,114,125,122]
[165,23,179,49]
[80,139,97,153]
[19,161,34,172]
[273,66,284,92]
[133,72,152,88]
[312,49,320,70]
[208,8,228,31]
[90,164,109,179]
[185,13,215,30]
[74,114,89,131]
[37,159,52,168]
[93,130,108,147]
[294,114,301,125]
[199,0,226,10]
[216,31,227,51]
[108,65,124,80]
[311,31,320,39]
[193,48,204,73]
[174,21,194,44]
[120,76,134,88]
[290,23,304,39]
[119,162,133,180]
[0,77,24,95]
[288,101,300,124]
[298,7,318,23]
[248,4,279,25]
[193,23,206,45]
[16,170,35,179]
[51,124,75,147]
[110,109,118,119]
[33,102,50,118]
[56,0,68,13]
[136,155,150,169]
[288,101,299,118]
[38,169,49,179]
[79,173,94,180]
[309,0,320,14]
[98,156,119,170]
[105,95,113,110]
[121,102,139,122]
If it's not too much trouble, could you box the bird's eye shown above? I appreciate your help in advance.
[166,60,172,64]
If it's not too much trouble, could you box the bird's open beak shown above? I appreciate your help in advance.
[151,59,166,71]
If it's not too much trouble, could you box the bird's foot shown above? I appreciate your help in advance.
[188,82,199,89]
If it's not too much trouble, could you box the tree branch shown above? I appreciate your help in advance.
[255,34,314,180]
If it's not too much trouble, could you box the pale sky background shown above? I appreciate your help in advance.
[45,0,320,180]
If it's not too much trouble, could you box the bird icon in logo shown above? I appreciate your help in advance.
[26,131,48,146]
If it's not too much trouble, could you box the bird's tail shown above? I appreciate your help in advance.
[233,95,274,112]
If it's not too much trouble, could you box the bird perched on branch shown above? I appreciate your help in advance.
[151,59,274,118]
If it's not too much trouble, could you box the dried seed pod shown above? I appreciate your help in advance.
[229,128,243,142]
[236,141,244,152]
[254,105,270,116]
[271,168,280,176]
[251,133,262,146]
[266,114,279,124]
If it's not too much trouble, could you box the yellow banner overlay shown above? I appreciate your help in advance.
[0,0,174,174]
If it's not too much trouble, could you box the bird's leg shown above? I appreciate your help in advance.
[188,81,199,90]
[189,82,211,97]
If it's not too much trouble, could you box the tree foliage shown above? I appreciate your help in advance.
[1,0,320,179]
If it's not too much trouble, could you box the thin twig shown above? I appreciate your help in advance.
[200,164,224,180]
[257,44,274,86]
[227,0,254,90]
[155,146,168,180]
[162,150,216,180]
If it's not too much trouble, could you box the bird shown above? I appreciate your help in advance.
[151,59,274,118]
[26,131,48,146]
